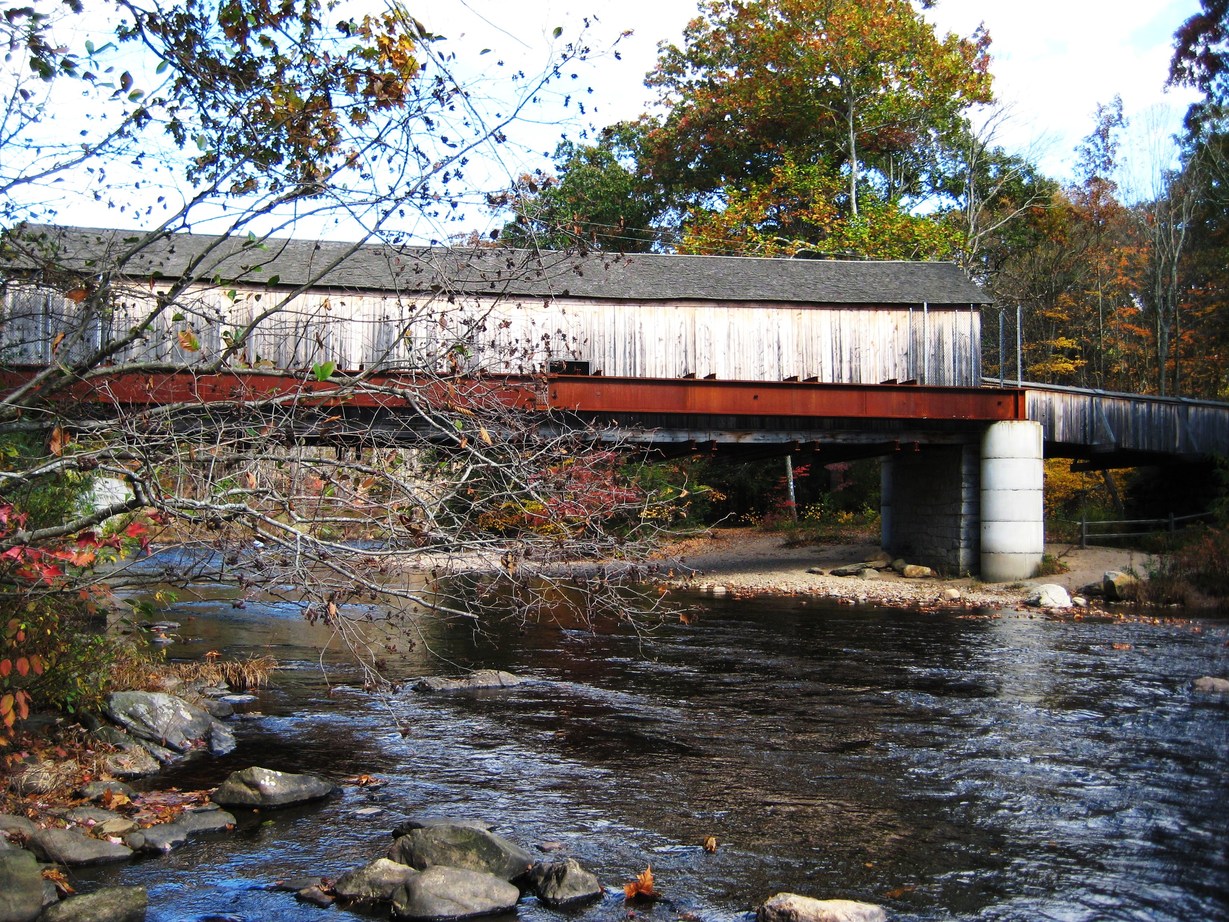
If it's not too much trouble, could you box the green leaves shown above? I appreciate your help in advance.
[312,361,336,382]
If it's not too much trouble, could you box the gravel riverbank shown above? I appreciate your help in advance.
[650,528,1153,609]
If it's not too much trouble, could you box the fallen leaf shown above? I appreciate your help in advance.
[702,835,718,853]
[623,866,657,902]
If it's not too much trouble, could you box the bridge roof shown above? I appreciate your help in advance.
[7,225,990,306]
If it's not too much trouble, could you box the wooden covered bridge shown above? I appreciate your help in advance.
[3,226,1228,580]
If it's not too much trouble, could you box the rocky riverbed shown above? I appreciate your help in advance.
[1,675,903,922]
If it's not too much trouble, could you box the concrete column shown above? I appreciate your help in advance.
[980,420,1044,582]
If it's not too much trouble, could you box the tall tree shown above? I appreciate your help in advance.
[640,0,992,233]
[1170,0,1229,134]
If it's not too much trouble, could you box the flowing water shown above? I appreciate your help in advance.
[76,567,1229,922]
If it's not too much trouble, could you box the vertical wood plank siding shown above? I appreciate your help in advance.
[1027,386,1229,457]
[1,284,982,386]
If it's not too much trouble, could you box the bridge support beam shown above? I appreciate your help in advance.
[980,420,1045,582]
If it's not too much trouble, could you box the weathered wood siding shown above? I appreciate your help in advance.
[1,282,983,386]
[1027,385,1229,457]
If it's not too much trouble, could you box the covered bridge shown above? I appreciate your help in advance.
[3,226,1055,580]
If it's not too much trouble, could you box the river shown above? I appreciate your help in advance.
[77,573,1229,922]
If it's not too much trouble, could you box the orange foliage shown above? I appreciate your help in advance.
[623,866,658,901]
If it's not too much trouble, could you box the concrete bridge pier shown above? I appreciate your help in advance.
[979,420,1045,582]
[880,420,1044,580]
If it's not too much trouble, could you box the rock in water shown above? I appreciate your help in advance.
[391,866,520,921]
[414,670,525,692]
[0,849,45,922]
[388,823,534,882]
[334,858,419,903]
[211,767,335,809]
[528,858,603,906]
[38,886,148,922]
[1193,675,1229,694]
[758,893,887,922]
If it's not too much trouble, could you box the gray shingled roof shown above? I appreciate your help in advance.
[6,225,990,306]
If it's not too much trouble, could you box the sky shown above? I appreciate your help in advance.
[423,0,1203,192]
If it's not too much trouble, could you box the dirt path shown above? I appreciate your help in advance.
[651,528,1152,609]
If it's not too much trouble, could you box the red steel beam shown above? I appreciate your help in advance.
[547,375,1026,421]
[0,369,1027,422]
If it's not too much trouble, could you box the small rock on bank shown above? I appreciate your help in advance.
[1025,584,1072,609]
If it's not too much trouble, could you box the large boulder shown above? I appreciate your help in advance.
[1103,570,1141,603]
[388,823,534,882]
[0,849,44,922]
[104,692,234,756]
[391,866,520,921]
[527,858,603,907]
[211,767,335,809]
[334,858,419,903]
[1025,584,1072,609]
[392,817,495,839]
[758,893,887,922]
[38,886,147,922]
[28,828,133,866]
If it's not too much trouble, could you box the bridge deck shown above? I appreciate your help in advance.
[6,368,1229,463]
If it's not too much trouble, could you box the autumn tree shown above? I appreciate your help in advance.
[979,100,1144,390]
[0,0,667,726]
[634,0,992,256]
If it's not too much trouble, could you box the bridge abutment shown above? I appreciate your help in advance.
[881,442,980,576]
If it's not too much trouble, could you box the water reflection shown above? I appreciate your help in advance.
[82,580,1229,922]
